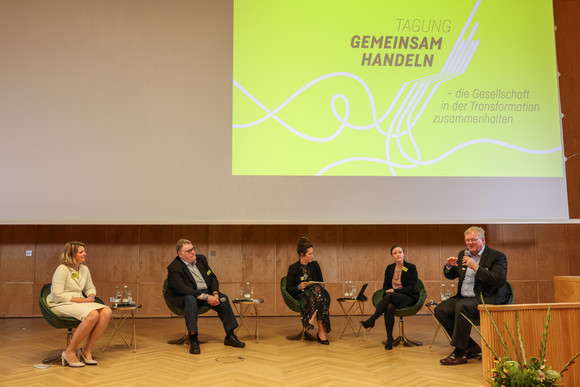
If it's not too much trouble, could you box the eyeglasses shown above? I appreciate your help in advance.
[180,247,196,254]
[465,238,480,243]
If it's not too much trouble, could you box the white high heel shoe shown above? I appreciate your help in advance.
[61,351,85,367]
[77,349,98,365]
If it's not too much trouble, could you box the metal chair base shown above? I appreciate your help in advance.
[381,316,423,347]
[286,328,317,341]
[42,328,74,364]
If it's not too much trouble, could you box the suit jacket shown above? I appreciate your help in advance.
[382,261,419,301]
[444,245,508,304]
[47,264,97,306]
[286,260,323,298]
[166,254,219,309]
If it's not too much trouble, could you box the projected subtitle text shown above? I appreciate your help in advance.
[434,88,539,124]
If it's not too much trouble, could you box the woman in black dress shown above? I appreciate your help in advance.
[361,244,419,349]
[286,237,331,344]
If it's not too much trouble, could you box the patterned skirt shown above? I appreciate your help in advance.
[298,284,331,333]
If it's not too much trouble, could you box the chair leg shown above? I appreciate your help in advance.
[42,328,74,364]
[393,317,422,347]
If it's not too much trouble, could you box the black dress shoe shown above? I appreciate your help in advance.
[317,333,329,345]
[465,343,482,359]
[224,334,245,348]
[384,338,393,350]
[360,320,374,331]
[189,334,200,354]
[440,352,468,365]
[306,323,314,330]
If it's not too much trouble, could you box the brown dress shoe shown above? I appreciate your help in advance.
[440,352,468,365]
[465,344,482,359]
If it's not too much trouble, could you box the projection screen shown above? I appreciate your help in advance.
[0,0,568,224]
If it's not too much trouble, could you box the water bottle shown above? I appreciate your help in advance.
[344,281,350,297]
[450,283,455,298]
[244,282,251,299]
[440,283,446,301]
[122,285,129,304]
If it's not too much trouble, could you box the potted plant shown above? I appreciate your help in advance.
[464,301,580,386]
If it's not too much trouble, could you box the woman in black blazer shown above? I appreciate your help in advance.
[361,244,419,349]
[286,237,331,344]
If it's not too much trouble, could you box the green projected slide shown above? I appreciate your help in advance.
[232,0,563,177]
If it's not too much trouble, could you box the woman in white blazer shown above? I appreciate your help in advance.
[47,241,111,367]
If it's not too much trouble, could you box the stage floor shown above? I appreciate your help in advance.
[0,315,483,386]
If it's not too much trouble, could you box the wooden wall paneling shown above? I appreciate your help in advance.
[275,225,308,315]
[566,224,580,276]
[35,225,71,285]
[139,225,174,283]
[554,0,580,138]
[510,280,539,304]
[373,225,408,283]
[309,225,343,316]
[326,282,344,317]
[538,280,556,303]
[564,136,580,218]
[483,224,505,250]
[105,225,140,284]
[501,224,537,283]
[207,225,242,283]
[241,225,276,284]
[536,224,568,279]
[140,282,170,317]
[408,225,441,284]
[32,281,45,317]
[0,225,37,283]
[0,282,34,316]
[274,225,308,280]
[554,0,580,218]
[308,225,342,283]
[73,225,108,285]
[342,225,374,282]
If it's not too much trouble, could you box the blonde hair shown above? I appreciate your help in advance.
[60,241,86,268]
[464,226,485,240]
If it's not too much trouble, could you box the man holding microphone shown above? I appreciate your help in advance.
[434,226,508,365]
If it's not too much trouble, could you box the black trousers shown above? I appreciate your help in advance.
[182,293,238,335]
[433,296,480,350]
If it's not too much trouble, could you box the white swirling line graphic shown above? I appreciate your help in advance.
[233,0,560,176]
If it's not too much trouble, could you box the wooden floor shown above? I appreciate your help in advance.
[0,315,484,386]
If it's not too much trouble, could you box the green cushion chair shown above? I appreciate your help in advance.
[280,276,331,341]
[162,278,210,345]
[38,283,104,364]
[371,278,427,347]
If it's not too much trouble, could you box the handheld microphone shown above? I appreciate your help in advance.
[462,249,471,270]
[219,296,227,303]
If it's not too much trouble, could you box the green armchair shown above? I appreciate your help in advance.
[38,283,104,363]
[371,278,427,346]
[280,276,331,341]
[162,279,210,345]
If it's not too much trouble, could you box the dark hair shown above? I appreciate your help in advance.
[390,244,405,255]
[297,237,313,256]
